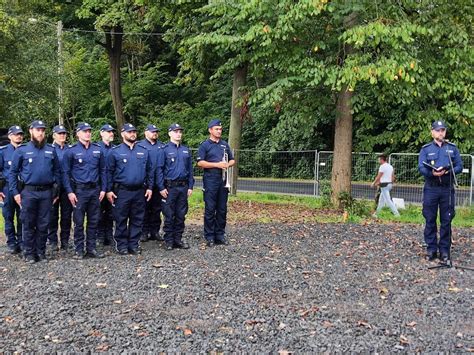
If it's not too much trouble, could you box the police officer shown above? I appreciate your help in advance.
[157,123,194,250]
[62,123,106,259]
[418,120,463,262]
[9,120,62,263]
[47,125,73,254]
[197,119,235,247]
[96,124,116,246]
[0,126,24,254]
[138,124,165,242]
[106,123,153,255]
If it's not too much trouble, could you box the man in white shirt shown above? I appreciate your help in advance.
[371,154,400,217]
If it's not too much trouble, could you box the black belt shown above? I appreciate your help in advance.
[118,184,144,191]
[24,184,53,191]
[425,181,452,188]
[165,179,188,188]
[74,182,97,189]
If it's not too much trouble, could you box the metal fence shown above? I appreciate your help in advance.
[190,149,473,206]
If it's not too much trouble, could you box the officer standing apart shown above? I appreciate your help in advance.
[0,126,24,254]
[138,124,165,242]
[107,123,153,255]
[156,123,194,250]
[62,123,106,259]
[96,124,116,246]
[47,125,73,254]
[197,119,235,247]
[9,120,62,263]
[418,120,463,262]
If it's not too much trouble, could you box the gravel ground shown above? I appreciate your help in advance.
[0,223,473,352]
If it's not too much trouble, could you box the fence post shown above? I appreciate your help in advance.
[470,155,473,206]
[313,150,318,196]
[315,151,321,197]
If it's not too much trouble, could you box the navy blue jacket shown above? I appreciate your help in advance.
[0,143,19,186]
[138,138,164,187]
[107,142,153,191]
[418,141,463,185]
[8,142,62,195]
[197,139,234,177]
[156,142,194,191]
[62,142,107,194]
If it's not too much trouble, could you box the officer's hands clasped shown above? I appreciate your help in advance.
[106,191,117,205]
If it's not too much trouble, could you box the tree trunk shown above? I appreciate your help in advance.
[228,64,248,195]
[331,13,357,207]
[105,27,125,130]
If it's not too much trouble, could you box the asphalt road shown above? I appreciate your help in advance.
[194,178,472,206]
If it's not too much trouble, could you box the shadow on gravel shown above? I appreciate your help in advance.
[0,223,473,352]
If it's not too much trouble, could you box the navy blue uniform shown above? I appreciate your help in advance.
[107,143,153,253]
[47,143,73,249]
[62,142,107,255]
[0,144,22,252]
[156,142,194,245]
[96,140,115,245]
[138,138,164,241]
[418,141,463,256]
[197,139,234,243]
[9,142,61,260]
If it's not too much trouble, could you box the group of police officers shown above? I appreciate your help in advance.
[0,118,464,265]
[0,119,234,263]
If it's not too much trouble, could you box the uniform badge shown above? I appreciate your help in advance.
[123,158,127,163]
[28,158,33,163]
[79,158,83,163]
[8,161,11,165]
[431,160,435,165]
[171,158,175,162]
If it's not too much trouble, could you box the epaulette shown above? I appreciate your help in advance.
[67,144,73,148]
[92,142,101,147]
[199,140,206,145]
[70,142,79,148]
[136,143,147,149]
[422,143,431,148]
[111,145,120,149]
[0,145,7,150]
[446,141,456,146]
[46,143,55,147]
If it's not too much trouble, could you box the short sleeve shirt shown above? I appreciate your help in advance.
[378,162,394,183]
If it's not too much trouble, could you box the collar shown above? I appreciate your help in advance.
[208,138,220,144]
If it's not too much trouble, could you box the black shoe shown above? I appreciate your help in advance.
[165,243,174,251]
[37,254,48,263]
[128,248,141,255]
[140,234,149,242]
[103,238,112,246]
[117,249,128,255]
[86,249,104,259]
[440,253,450,263]
[157,234,164,242]
[73,251,85,260]
[148,234,157,241]
[174,242,190,249]
[7,246,20,255]
[24,255,36,264]
[425,251,438,261]
[215,239,229,246]
[206,240,215,248]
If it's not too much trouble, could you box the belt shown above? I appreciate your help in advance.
[24,184,53,191]
[425,181,452,188]
[118,184,144,191]
[165,179,188,188]
[74,182,97,189]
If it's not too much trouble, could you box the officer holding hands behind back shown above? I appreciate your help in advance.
[418,120,463,262]
[106,123,153,255]
[156,123,194,251]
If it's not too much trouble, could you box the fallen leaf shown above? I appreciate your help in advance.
[152,264,164,268]
[184,328,192,336]
[322,321,334,328]
[96,344,109,352]
[158,284,169,289]
[448,287,462,293]
[137,331,149,337]
[96,283,107,288]
[406,321,417,327]
[113,300,122,304]
[400,335,409,345]
[357,320,372,329]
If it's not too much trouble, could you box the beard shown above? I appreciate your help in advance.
[32,136,46,149]
[125,136,137,144]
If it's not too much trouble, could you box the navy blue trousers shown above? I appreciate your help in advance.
[143,187,162,237]
[203,176,229,242]
[21,189,53,258]
[47,189,73,248]
[2,185,22,250]
[72,187,100,253]
[97,197,114,242]
[422,185,455,255]
[112,188,146,252]
[161,185,188,244]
